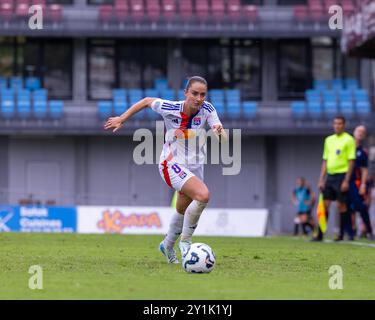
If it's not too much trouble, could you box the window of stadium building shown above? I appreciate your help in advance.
[241,0,263,4]
[0,38,18,77]
[23,39,73,99]
[278,40,311,99]
[46,0,73,4]
[312,37,360,82]
[118,40,167,90]
[88,0,113,4]
[88,39,167,99]
[181,39,261,100]
[88,41,116,100]
[277,0,307,4]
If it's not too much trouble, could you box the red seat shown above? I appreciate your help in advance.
[309,3,324,20]
[146,0,161,22]
[16,3,29,18]
[342,0,355,16]
[0,3,14,22]
[195,0,210,22]
[115,4,129,23]
[162,0,176,22]
[179,0,193,22]
[99,5,113,23]
[294,5,308,22]
[49,4,63,23]
[17,0,30,6]
[211,0,225,22]
[227,4,241,21]
[130,0,145,22]
[244,5,258,22]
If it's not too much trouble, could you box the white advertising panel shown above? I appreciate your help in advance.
[77,206,268,237]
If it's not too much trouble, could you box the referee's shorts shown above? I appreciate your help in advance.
[322,173,348,203]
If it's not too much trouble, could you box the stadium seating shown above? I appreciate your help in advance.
[242,101,257,119]
[291,78,372,119]
[291,101,306,119]
[162,0,176,22]
[98,101,113,119]
[49,100,64,119]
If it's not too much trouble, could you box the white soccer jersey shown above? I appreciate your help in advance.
[151,99,222,170]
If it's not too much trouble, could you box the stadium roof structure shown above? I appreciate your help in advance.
[342,0,375,58]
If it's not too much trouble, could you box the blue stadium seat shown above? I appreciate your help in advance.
[332,79,344,90]
[33,89,48,100]
[213,101,226,115]
[307,101,322,118]
[113,100,128,115]
[323,90,337,102]
[1,97,15,119]
[33,100,47,119]
[128,89,143,105]
[49,100,64,119]
[338,90,352,102]
[112,89,127,101]
[305,89,321,102]
[323,101,338,117]
[227,102,241,118]
[226,89,241,102]
[313,80,328,91]
[25,77,41,90]
[243,101,257,119]
[1,89,15,98]
[0,77,7,90]
[10,77,23,90]
[159,89,176,101]
[144,88,159,98]
[145,107,158,120]
[356,100,371,116]
[177,89,185,101]
[154,78,168,90]
[17,99,31,118]
[345,78,359,90]
[340,100,354,118]
[354,89,369,102]
[291,101,306,119]
[98,101,112,119]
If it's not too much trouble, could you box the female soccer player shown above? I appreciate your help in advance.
[104,76,226,263]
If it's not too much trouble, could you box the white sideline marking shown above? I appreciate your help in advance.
[324,239,375,248]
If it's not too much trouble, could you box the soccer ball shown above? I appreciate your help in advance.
[182,243,216,273]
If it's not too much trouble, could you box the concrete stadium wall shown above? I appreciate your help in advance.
[3,135,267,209]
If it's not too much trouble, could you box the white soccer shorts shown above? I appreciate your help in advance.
[158,161,204,192]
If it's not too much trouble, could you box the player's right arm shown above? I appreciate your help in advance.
[104,97,157,132]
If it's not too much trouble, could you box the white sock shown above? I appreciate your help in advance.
[181,200,208,242]
[164,212,184,249]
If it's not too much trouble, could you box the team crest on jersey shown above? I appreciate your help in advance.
[336,149,341,155]
[193,117,201,125]
[178,171,187,179]
[172,118,179,124]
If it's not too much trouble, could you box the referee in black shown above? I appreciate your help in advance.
[313,116,356,241]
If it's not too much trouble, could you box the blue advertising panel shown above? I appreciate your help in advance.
[0,206,77,233]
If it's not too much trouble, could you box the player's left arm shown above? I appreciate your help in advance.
[206,104,227,143]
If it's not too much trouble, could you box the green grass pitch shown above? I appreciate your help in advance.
[0,233,374,299]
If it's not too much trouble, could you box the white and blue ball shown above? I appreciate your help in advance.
[182,243,216,273]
